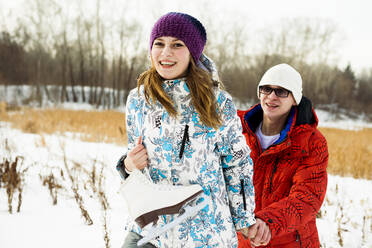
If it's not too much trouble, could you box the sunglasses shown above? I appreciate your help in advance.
[259,86,290,98]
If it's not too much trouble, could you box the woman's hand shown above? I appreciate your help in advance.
[124,136,148,171]
[247,218,271,247]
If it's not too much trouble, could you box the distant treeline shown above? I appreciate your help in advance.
[0,0,371,118]
[0,29,144,108]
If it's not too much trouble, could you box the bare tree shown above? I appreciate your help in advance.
[76,16,87,103]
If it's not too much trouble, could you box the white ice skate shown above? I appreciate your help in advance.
[121,169,209,246]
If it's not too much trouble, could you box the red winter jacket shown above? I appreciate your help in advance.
[237,97,328,248]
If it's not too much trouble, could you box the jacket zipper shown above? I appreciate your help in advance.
[296,230,302,247]
[240,179,247,210]
[269,158,279,193]
[179,124,190,159]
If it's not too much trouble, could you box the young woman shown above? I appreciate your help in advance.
[116,12,255,247]
[237,64,328,247]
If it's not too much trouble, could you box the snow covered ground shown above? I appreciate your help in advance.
[0,122,129,247]
[1,114,371,248]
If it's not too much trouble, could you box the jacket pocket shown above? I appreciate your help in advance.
[240,179,247,210]
[296,230,302,248]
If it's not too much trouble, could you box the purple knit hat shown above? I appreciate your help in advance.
[150,12,207,63]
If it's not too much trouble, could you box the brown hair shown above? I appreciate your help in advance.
[137,59,223,129]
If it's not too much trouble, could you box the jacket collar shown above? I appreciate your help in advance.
[162,78,190,96]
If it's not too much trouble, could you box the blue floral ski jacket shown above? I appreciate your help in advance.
[124,79,255,247]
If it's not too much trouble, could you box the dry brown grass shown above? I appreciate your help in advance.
[40,172,63,205]
[319,127,372,180]
[0,156,27,213]
[1,103,371,179]
[0,102,127,145]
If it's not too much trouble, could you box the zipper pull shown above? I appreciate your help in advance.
[179,124,189,159]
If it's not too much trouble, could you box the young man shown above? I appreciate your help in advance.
[237,64,328,247]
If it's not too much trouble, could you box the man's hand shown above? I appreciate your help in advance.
[237,227,250,239]
[248,218,271,247]
[125,136,148,171]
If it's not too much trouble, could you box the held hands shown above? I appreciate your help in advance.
[239,218,271,247]
[124,136,148,171]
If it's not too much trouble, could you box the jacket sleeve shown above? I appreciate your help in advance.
[255,130,328,238]
[116,89,142,180]
[216,91,256,230]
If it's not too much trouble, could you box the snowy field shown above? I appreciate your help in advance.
[0,112,371,248]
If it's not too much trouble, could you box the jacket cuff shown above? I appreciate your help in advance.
[116,154,130,179]
[255,212,280,238]
[235,214,256,230]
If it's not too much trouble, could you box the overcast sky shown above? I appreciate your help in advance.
[238,0,372,73]
[1,0,371,73]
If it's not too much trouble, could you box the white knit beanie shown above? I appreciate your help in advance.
[257,63,303,105]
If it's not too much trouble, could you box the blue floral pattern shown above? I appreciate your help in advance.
[124,79,255,247]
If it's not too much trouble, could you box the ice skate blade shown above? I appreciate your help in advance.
[137,197,210,246]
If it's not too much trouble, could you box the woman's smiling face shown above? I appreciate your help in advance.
[151,36,191,80]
